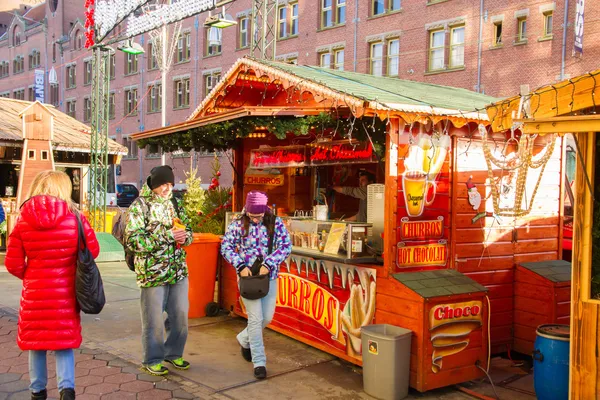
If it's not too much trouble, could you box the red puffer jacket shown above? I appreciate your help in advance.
[5,195,100,351]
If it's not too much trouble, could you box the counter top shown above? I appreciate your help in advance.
[291,246,380,265]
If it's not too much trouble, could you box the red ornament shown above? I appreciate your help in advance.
[85,9,95,28]
[216,171,221,177]
[84,30,95,49]
[84,0,95,8]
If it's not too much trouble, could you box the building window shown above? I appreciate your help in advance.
[109,93,115,119]
[109,54,115,79]
[125,53,138,75]
[493,21,502,46]
[0,61,8,78]
[543,12,553,38]
[517,17,527,42]
[66,64,76,88]
[124,88,138,115]
[390,0,401,11]
[74,30,83,50]
[319,52,331,68]
[334,49,344,70]
[372,0,385,16]
[28,87,34,101]
[174,78,190,109]
[206,27,222,56]
[287,57,298,65]
[29,50,40,69]
[176,32,191,63]
[371,0,400,16]
[52,43,56,63]
[148,83,162,113]
[66,100,76,118]
[13,29,21,46]
[146,143,162,158]
[13,55,24,74]
[239,17,249,48]
[123,137,138,159]
[278,5,288,38]
[322,0,344,28]
[291,3,299,35]
[204,73,220,97]
[387,39,399,76]
[0,92,10,98]
[83,60,92,85]
[148,42,158,70]
[50,84,59,106]
[449,25,465,68]
[370,42,383,76]
[428,29,445,71]
[83,97,91,122]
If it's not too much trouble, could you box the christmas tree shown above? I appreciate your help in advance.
[182,165,205,234]
[184,154,232,235]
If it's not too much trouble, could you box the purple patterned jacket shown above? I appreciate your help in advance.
[220,216,292,280]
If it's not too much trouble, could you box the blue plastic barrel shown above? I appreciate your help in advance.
[533,324,570,400]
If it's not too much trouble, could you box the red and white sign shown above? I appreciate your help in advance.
[244,174,284,186]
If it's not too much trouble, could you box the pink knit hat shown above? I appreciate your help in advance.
[245,190,269,214]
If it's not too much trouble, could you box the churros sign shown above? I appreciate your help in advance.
[277,273,341,339]
[397,241,448,267]
[429,301,483,373]
[400,217,444,240]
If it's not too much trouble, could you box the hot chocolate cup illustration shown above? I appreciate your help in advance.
[402,170,437,218]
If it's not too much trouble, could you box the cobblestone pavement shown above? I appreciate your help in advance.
[0,309,203,400]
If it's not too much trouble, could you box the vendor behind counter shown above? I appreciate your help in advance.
[332,170,375,222]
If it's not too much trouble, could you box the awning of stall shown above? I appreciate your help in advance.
[0,98,127,155]
[131,57,497,141]
[485,69,600,134]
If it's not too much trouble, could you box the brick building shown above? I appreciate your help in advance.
[0,0,598,188]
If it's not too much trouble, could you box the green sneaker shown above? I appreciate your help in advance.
[143,363,169,376]
[165,357,190,370]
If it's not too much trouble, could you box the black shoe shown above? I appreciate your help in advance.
[31,389,47,400]
[59,388,75,400]
[241,346,252,362]
[254,366,267,380]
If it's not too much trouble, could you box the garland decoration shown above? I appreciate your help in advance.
[136,113,387,159]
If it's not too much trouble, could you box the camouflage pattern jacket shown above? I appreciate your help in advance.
[125,184,193,288]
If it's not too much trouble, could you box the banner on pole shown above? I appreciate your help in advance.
[574,0,585,54]
[34,69,44,103]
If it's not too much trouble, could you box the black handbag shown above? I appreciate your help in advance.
[238,228,274,300]
[75,214,106,314]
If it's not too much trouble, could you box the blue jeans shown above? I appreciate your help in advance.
[29,349,75,393]
[140,278,189,366]
[237,279,278,368]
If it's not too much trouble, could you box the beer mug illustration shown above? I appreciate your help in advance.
[402,170,437,217]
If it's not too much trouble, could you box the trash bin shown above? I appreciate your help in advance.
[185,233,221,318]
[361,324,412,400]
[533,324,570,400]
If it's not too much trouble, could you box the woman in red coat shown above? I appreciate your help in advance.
[5,170,99,400]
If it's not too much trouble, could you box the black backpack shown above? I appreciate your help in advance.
[112,196,181,271]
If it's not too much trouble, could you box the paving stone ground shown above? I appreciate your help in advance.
[0,309,199,400]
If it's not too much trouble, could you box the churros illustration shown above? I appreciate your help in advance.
[341,270,376,357]
[405,134,451,182]
[429,301,483,373]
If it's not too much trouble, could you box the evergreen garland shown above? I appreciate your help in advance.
[137,113,388,159]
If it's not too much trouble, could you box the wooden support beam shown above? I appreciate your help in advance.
[515,115,600,134]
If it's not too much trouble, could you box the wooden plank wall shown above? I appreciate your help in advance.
[570,132,600,400]
[452,136,562,353]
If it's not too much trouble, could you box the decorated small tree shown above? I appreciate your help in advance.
[184,154,232,235]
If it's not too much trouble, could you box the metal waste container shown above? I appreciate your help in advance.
[361,324,412,400]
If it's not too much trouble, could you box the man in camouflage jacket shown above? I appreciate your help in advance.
[125,165,193,376]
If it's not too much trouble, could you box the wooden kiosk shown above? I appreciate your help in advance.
[486,69,600,400]
[131,57,566,392]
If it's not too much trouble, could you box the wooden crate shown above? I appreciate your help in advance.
[513,260,571,355]
[378,269,489,392]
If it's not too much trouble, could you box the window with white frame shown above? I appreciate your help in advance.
[278,5,288,38]
[83,97,92,122]
[148,42,158,70]
[239,17,249,48]
[148,83,162,113]
[278,3,298,38]
[387,39,399,76]
[517,17,527,42]
[449,25,465,68]
[67,64,76,87]
[319,52,332,68]
[493,21,503,46]
[204,73,221,97]
[66,100,76,118]
[176,32,191,63]
[370,42,383,76]
[125,53,138,75]
[291,3,299,35]
[174,77,190,109]
[322,0,345,28]
[206,27,222,56]
[123,137,138,159]
[83,60,92,85]
[108,93,116,119]
[543,11,553,38]
[124,88,138,115]
[334,49,344,70]
[428,29,445,71]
